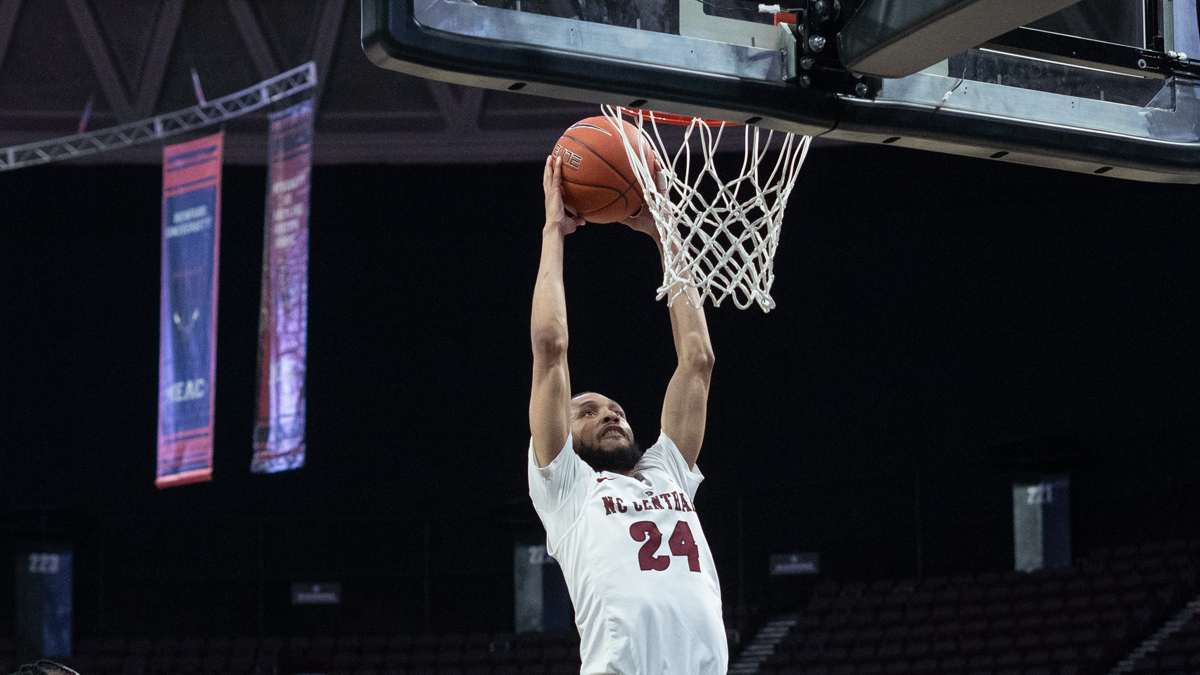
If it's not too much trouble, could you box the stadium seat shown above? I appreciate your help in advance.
[858,627,884,643]
[122,655,148,675]
[823,646,849,662]
[795,648,822,664]
[877,643,903,660]
[514,645,542,663]
[1023,650,1050,666]
[228,653,255,673]
[830,629,857,646]
[995,651,1022,668]
[411,649,439,667]
[200,652,227,672]
[848,645,875,661]
[909,625,936,641]
[988,617,1016,634]
[877,609,904,625]
[459,647,488,666]
[383,650,410,668]
[147,653,174,672]
[910,656,938,673]
[939,654,967,671]
[389,635,415,652]
[176,654,201,674]
[902,641,931,658]
[858,662,884,675]
[334,650,361,669]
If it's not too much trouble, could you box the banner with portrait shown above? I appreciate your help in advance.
[251,100,312,474]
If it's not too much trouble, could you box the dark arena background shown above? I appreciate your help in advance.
[2,2,1200,675]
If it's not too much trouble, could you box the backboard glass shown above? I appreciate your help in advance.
[363,0,1200,183]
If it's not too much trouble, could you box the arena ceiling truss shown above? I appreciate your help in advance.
[0,0,598,165]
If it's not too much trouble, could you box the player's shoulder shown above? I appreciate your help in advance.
[636,430,704,489]
[639,430,682,462]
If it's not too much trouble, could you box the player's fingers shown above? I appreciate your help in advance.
[645,156,663,194]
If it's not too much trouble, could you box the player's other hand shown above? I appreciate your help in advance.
[621,203,658,239]
[544,154,585,236]
[620,153,662,240]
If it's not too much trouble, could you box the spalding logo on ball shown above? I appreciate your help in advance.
[553,116,658,224]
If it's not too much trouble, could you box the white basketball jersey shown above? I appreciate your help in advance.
[528,432,727,675]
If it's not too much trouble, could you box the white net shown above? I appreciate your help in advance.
[602,105,811,312]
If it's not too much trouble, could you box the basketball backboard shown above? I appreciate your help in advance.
[363,0,1200,183]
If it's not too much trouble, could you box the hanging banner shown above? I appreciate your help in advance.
[14,550,73,663]
[157,132,223,488]
[251,100,312,474]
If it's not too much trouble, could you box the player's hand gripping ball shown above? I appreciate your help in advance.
[553,116,659,224]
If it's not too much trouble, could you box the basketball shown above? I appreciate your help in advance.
[553,116,654,224]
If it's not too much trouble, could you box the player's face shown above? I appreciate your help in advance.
[571,392,642,474]
[570,392,634,449]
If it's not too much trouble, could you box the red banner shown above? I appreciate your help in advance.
[157,133,223,488]
[252,101,311,473]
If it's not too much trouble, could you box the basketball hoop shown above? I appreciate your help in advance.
[602,105,811,312]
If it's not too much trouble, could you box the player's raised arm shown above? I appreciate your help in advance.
[530,155,586,467]
[623,207,715,469]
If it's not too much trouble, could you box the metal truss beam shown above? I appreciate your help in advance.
[428,82,485,133]
[134,0,185,118]
[0,0,21,75]
[65,0,136,122]
[0,62,316,172]
[310,0,346,106]
[227,0,280,80]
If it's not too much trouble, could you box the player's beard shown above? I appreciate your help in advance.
[575,437,643,474]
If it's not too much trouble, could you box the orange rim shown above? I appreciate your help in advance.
[616,107,737,127]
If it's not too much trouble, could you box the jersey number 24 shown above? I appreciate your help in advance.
[629,520,701,572]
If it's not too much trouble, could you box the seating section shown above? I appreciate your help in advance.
[0,637,12,675]
[1128,610,1200,675]
[758,539,1199,675]
[49,632,581,675]
[2,540,1198,675]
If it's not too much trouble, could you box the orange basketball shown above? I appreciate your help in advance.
[553,116,654,224]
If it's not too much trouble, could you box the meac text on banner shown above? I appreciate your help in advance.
[157,132,223,488]
[252,100,312,474]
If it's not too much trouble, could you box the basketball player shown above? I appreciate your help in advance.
[528,154,725,674]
